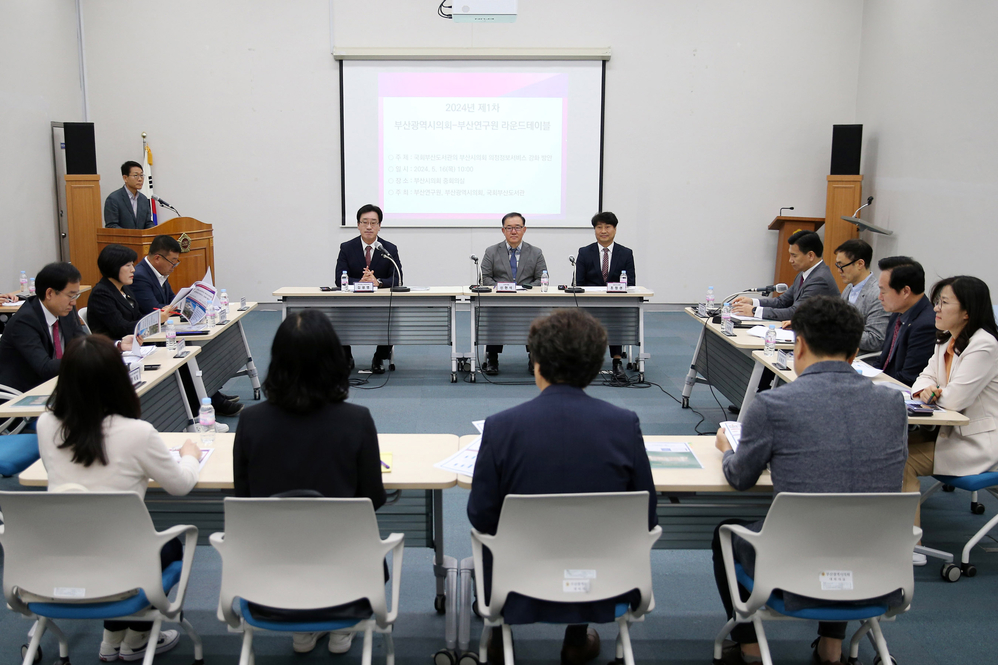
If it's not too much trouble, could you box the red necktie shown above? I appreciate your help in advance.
[365,245,372,269]
[885,316,903,365]
[52,321,63,359]
[602,248,609,283]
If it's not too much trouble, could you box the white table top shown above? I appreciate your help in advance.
[455,434,771,492]
[274,286,467,298]
[685,307,795,350]
[19,432,461,491]
[0,286,92,314]
[468,286,654,298]
[0,346,200,419]
[142,303,257,343]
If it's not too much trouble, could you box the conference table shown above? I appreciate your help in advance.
[746,350,970,427]
[143,302,263,401]
[0,346,203,431]
[681,307,794,409]
[274,286,655,382]
[0,286,92,326]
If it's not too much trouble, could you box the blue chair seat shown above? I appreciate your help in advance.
[238,598,364,632]
[734,563,888,621]
[0,433,39,476]
[28,561,183,620]
[933,472,998,493]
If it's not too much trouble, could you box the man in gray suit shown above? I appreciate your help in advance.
[712,296,908,665]
[104,161,155,229]
[835,239,890,355]
[732,230,840,322]
[480,212,548,375]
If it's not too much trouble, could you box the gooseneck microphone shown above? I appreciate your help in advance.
[779,206,794,216]
[470,254,491,292]
[722,283,787,304]
[852,196,874,218]
[565,256,584,293]
[153,196,180,215]
[374,242,409,292]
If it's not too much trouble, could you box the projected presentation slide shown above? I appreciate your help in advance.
[343,61,604,228]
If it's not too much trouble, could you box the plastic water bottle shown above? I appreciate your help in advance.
[165,320,177,351]
[341,270,349,291]
[706,286,715,312]
[620,270,628,289]
[540,270,549,292]
[197,397,216,447]
[28,277,35,296]
[206,304,217,328]
[764,324,777,356]
[19,271,27,294]
[220,289,229,312]
[721,301,733,335]
[218,290,229,324]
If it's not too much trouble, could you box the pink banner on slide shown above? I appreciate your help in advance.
[379,72,567,97]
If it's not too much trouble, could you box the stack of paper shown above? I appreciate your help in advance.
[746,326,795,343]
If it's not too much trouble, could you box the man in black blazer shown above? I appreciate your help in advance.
[333,204,403,374]
[468,309,657,665]
[104,161,155,229]
[732,230,841,321]
[0,264,90,392]
[873,256,937,385]
[575,211,637,381]
[132,235,180,314]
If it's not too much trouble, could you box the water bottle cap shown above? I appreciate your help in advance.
[769,324,776,329]
[201,397,212,405]
[221,289,227,293]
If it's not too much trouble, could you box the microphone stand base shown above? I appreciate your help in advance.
[470,285,492,293]
[564,287,585,293]
[391,286,411,293]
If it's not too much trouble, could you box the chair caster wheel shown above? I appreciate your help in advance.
[962,563,977,577]
[451,373,457,383]
[681,397,690,408]
[20,644,42,663]
[389,363,396,371]
[942,484,955,492]
[253,388,261,400]
[458,653,480,665]
[971,502,985,515]
[873,655,898,665]
[626,363,634,370]
[434,594,446,614]
[470,373,476,383]
[941,562,962,582]
[434,649,457,665]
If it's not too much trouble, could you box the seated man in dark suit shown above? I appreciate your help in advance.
[575,211,636,381]
[0,263,136,393]
[132,235,241,418]
[873,256,936,386]
[712,296,908,665]
[334,204,403,374]
[468,309,657,665]
[480,212,548,375]
[104,161,155,229]
[732,230,841,322]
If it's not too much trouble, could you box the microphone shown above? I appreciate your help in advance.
[852,196,874,218]
[779,206,795,216]
[565,255,583,293]
[375,243,409,292]
[153,196,180,215]
[721,283,787,304]
[469,254,490,292]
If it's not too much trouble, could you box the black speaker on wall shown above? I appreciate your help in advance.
[830,124,862,175]
[63,122,97,174]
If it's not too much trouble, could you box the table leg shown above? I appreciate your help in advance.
[637,303,647,380]
[738,361,766,423]
[186,356,209,402]
[682,326,707,407]
[174,371,195,428]
[433,489,447,609]
[237,321,262,400]
[450,299,458,382]
[468,298,477,381]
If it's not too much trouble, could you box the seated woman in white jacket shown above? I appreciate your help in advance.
[907,275,998,532]
[37,334,202,663]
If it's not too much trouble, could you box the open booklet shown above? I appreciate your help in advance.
[167,268,219,325]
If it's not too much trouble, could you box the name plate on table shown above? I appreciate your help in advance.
[496,282,517,293]
[353,282,375,292]
[775,349,791,370]
[606,282,627,293]
[128,361,142,386]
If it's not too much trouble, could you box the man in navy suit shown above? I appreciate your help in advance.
[468,309,657,665]
[104,161,155,229]
[575,211,637,381]
[873,256,936,385]
[334,204,403,374]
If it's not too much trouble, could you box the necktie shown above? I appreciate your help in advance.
[509,248,518,280]
[52,321,63,360]
[885,316,903,366]
[365,245,372,269]
[602,247,609,283]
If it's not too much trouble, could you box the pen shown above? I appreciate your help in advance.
[380,460,390,469]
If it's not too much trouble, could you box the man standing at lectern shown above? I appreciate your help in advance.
[104,161,155,229]
[334,204,403,374]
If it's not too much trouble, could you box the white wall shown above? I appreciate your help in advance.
[856,0,998,289]
[65,0,864,303]
[0,1,83,286]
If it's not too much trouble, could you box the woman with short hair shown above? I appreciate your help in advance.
[87,243,171,339]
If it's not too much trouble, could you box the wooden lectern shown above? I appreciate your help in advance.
[96,217,215,294]
[768,216,824,287]
[823,175,863,290]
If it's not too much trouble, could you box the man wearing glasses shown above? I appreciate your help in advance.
[0,263,136,393]
[104,161,155,229]
[834,239,890,354]
[334,204,403,374]
[480,212,549,375]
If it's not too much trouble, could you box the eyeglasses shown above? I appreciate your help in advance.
[57,290,81,301]
[358,221,380,227]
[503,225,524,233]
[128,173,144,179]
[157,254,181,268]
[835,258,859,271]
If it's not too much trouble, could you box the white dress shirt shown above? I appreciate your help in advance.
[126,187,139,218]
[144,256,169,287]
[40,302,63,355]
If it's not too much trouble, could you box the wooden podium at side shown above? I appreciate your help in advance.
[768,216,824,287]
[96,217,215,293]
[823,175,863,290]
